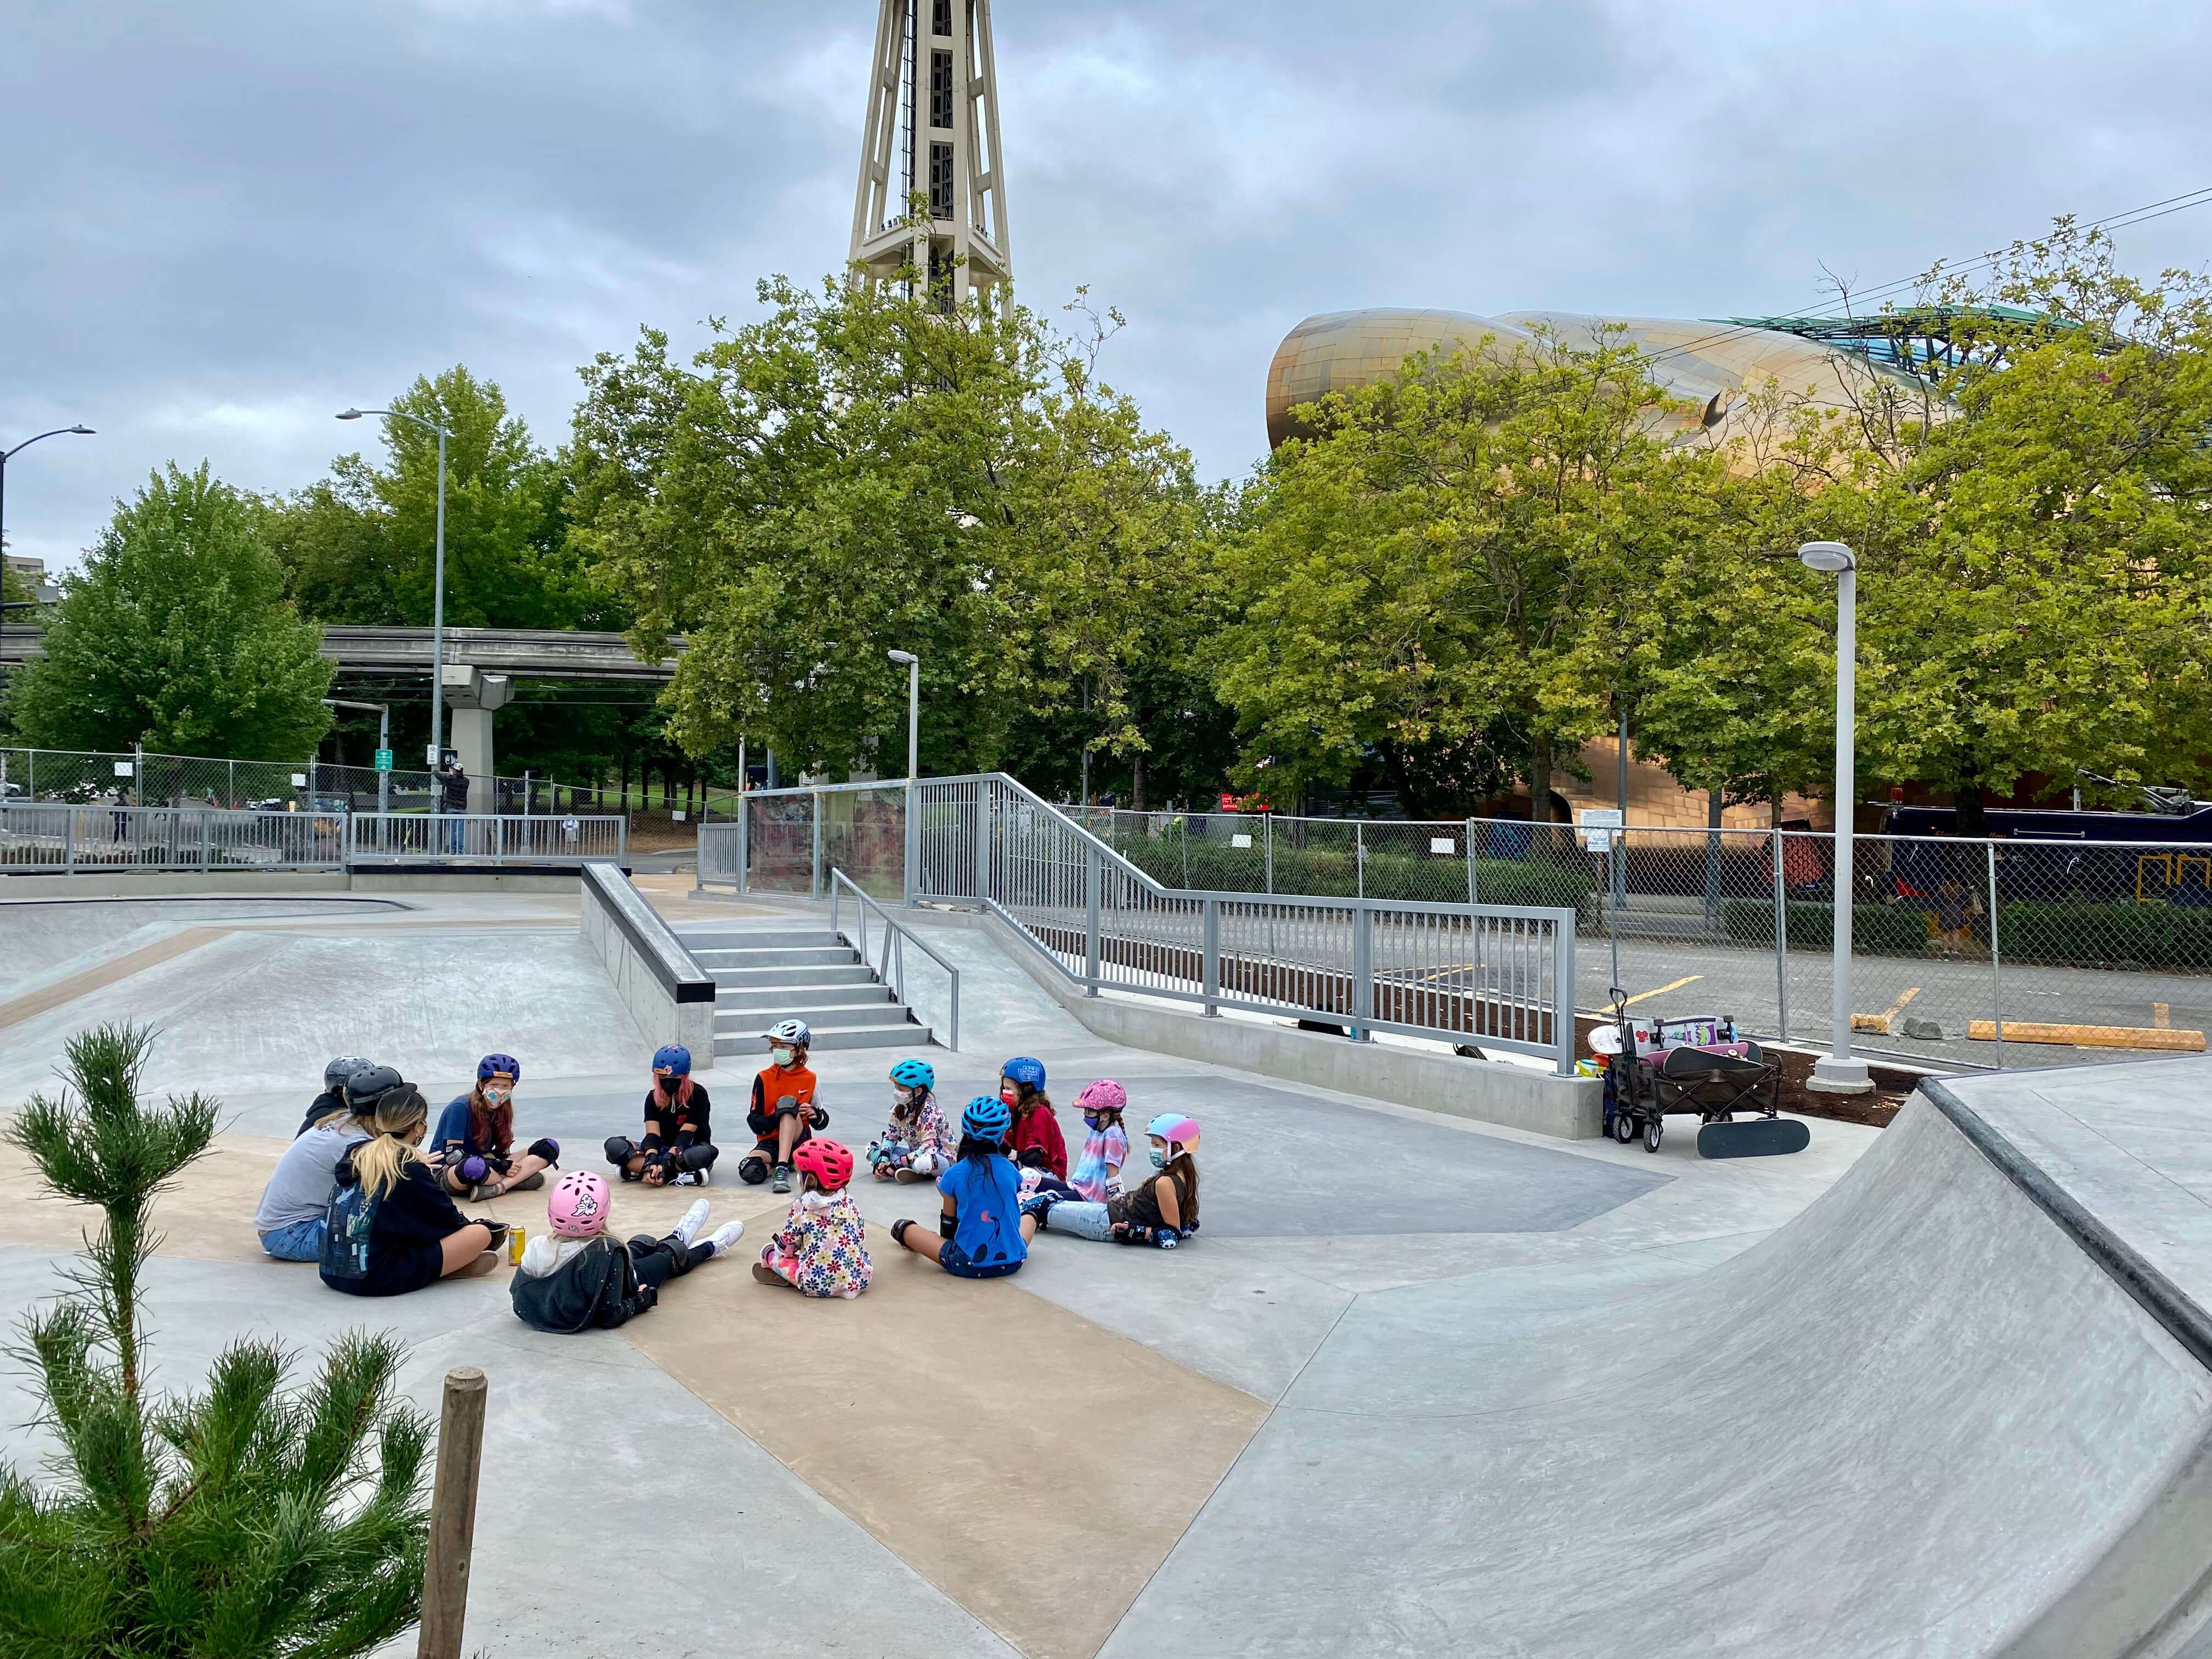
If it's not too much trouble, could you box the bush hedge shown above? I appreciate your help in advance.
[1112,834,1599,916]
[1999,901,2212,970]
[1719,898,1932,954]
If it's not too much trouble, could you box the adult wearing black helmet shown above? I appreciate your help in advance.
[296,1056,375,1138]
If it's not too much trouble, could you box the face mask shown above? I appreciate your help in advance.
[1148,1144,1168,1169]
[893,1086,915,1111]
[1000,1087,1019,1107]
[771,1047,794,1067]
[1082,1113,1101,1131]
[483,1086,512,1106]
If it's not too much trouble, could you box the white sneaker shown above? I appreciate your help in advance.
[673,1198,711,1246]
[705,1219,746,1256]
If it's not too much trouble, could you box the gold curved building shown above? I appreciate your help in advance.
[1265,307,1898,449]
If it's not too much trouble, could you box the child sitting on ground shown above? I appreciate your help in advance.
[742,1019,828,1194]
[1027,1114,1200,1250]
[1000,1056,1066,1180]
[510,1171,746,1333]
[606,1045,718,1186]
[890,1097,1033,1279]
[753,1138,872,1299]
[1068,1080,1131,1204]
[871,1058,955,1183]
[431,1053,560,1200]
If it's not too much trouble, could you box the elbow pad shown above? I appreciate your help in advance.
[939,1211,958,1239]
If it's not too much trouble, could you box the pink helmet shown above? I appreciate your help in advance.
[1146,1113,1200,1156]
[1076,1080,1128,1115]
[548,1170,610,1238]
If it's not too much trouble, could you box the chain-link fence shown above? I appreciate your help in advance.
[0,745,604,815]
[1059,805,2212,1072]
[696,782,909,902]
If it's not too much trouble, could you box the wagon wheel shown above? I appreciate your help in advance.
[1643,1116,1663,1153]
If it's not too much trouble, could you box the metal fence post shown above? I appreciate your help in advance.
[1085,844,1102,995]
[1771,830,1791,1041]
[810,790,823,900]
[1351,902,1373,1041]
[1355,821,1365,899]
[64,808,74,873]
[1202,897,1221,1017]
[200,809,211,872]
[1552,911,1577,1075]
[903,777,918,907]
[1467,817,1478,905]
[1987,840,2004,1068]
[735,792,748,893]
[1265,812,1274,895]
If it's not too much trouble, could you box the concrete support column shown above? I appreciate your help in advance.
[449,708,495,815]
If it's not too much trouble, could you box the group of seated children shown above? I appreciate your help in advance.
[255,1029,1204,1325]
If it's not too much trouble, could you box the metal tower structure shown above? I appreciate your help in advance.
[849,0,1012,314]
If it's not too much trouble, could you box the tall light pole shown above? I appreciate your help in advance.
[0,425,97,565]
[338,408,449,766]
[1799,541,1872,1094]
[888,649,920,904]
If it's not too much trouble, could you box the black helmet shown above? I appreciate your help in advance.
[325,1055,373,1092]
[342,1063,405,1111]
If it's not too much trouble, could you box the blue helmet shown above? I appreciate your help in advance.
[652,1044,692,1077]
[961,1095,1013,1145]
[477,1053,521,1084]
[1001,1056,1046,1089]
[889,1058,935,1091]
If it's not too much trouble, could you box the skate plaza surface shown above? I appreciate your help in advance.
[1,884,2207,1657]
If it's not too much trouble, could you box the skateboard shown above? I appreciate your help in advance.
[1696,1117,1811,1159]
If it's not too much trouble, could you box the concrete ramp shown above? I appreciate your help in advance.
[1106,1062,2212,1658]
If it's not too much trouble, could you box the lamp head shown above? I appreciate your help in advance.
[887,650,919,666]
[69,425,94,436]
[336,409,365,421]
[1797,541,1855,573]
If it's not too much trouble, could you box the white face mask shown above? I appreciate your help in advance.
[771,1047,795,1068]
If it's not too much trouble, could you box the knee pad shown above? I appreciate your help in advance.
[911,1150,939,1176]
[528,1137,560,1165]
[458,1155,489,1186]
[604,1136,636,1167]
[678,1143,718,1171]
[737,1154,769,1186]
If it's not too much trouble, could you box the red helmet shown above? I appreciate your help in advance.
[792,1137,855,1193]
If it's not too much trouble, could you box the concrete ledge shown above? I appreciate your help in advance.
[0,869,354,897]
[348,870,588,893]
[581,864,717,1068]
[918,904,1601,1140]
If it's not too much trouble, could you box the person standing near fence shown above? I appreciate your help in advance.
[437,754,469,853]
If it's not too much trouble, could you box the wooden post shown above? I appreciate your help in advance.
[417,1367,488,1659]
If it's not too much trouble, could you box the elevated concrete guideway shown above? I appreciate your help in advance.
[0,623,683,682]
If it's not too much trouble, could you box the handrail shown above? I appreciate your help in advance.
[830,867,961,1051]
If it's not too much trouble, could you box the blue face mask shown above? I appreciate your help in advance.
[1082,1113,1102,1130]
[1148,1146,1167,1169]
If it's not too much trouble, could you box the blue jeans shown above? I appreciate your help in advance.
[260,1217,326,1261]
[1041,1200,1113,1241]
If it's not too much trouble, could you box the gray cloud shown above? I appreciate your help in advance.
[4,0,2208,571]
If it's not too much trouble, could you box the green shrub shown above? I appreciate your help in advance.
[0,1024,432,1657]
[1111,832,1597,916]
[1999,901,2212,970]
[1720,898,1931,953]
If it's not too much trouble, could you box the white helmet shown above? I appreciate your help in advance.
[767,1018,811,1049]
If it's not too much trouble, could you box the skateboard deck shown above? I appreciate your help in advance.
[1697,1117,1810,1159]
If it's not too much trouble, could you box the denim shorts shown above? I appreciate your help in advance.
[938,1240,1023,1279]
[259,1216,326,1262]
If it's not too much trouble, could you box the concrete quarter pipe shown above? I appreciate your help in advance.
[1104,1060,2212,1658]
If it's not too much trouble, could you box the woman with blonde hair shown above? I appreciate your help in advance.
[320,1082,507,1297]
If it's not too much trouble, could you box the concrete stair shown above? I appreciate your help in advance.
[676,923,934,1054]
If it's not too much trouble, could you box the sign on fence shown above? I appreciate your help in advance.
[374,749,393,772]
[1430,837,1458,855]
[1577,808,1623,853]
[1231,833,1252,849]
[114,761,134,777]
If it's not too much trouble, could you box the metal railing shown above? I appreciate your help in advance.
[0,803,346,872]
[702,776,1577,1071]
[830,868,961,1051]
[0,744,605,817]
[348,813,627,866]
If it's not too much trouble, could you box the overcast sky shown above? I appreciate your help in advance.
[5,0,2210,574]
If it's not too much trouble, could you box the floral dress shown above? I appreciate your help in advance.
[871,1089,958,1175]
[761,1188,873,1298]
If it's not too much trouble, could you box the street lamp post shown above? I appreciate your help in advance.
[338,408,449,766]
[888,649,920,904]
[0,425,97,568]
[1799,540,1872,1094]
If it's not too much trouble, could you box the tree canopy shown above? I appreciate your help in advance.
[569,275,1201,782]
[6,464,334,759]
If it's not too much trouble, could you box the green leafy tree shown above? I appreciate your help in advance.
[1,558,30,607]
[1809,222,2212,832]
[6,465,335,758]
[0,1024,431,1656]
[569,271,1200,780]
[1212,329,1692,820]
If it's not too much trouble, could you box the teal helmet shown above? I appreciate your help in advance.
[961,1095,1013,1144]
[889,1058,936,1092]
